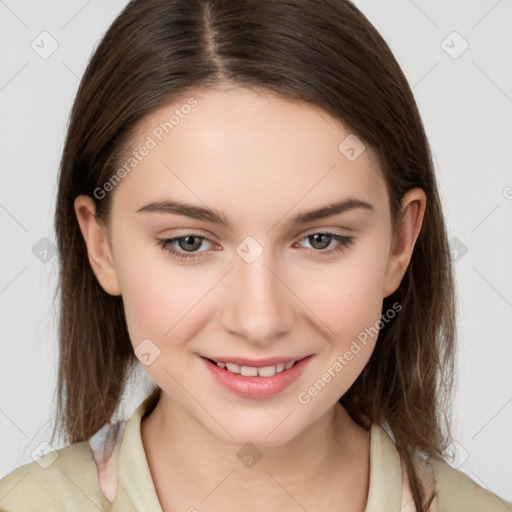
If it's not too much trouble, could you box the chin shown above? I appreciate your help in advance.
[202,407,314,449]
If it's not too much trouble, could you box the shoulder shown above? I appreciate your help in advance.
[430,458,512,511]
[0,441,110,512]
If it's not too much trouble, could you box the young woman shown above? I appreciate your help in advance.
[1,1,509,511]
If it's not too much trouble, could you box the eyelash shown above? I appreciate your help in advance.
[156,232,355,262]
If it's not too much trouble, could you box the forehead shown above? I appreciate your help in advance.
[111,86,387,219]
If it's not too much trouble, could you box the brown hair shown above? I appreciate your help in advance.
[52,0,456,509]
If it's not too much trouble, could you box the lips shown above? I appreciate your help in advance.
[201,354,313,399]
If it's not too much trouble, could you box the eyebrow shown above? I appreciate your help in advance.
[136,197,374,229]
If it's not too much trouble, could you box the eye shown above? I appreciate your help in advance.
[295,232,355,257]
[157,231,355,262]
[157,235,213,262]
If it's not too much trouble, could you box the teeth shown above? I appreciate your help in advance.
[241,366,258,376]
[215,360,296,377]
[258,365,276,377]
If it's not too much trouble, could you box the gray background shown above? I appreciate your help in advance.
[0,0,511,503]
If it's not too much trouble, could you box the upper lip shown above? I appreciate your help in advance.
[203,354,311,367]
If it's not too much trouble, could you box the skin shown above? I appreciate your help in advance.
[75,85,426,512]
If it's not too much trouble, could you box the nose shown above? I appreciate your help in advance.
[219,246,296,346]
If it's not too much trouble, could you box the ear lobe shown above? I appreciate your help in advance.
[382,188,426,299]
[74,195,121,296]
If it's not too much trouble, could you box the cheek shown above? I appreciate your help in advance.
[112,240,205,350]
[295,238,391,395]
[300,237,389,340]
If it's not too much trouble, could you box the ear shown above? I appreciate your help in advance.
[382,188,426,299]
[74,195,121,296]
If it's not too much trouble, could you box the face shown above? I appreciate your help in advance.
[77,86,424,447]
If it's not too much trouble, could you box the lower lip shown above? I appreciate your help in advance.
[201,355,313,399]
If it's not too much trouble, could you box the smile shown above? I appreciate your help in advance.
[201,355,314,399]
[208,358,296,377]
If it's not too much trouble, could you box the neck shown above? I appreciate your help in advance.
[141,392,370,511]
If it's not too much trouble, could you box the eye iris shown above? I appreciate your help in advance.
[309,233,331,250]
[178,236,202,252]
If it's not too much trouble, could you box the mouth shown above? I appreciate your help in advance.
[204,357,301,377]
[200,354,313,398]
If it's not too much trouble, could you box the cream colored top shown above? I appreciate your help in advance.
[0,391,510,512]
